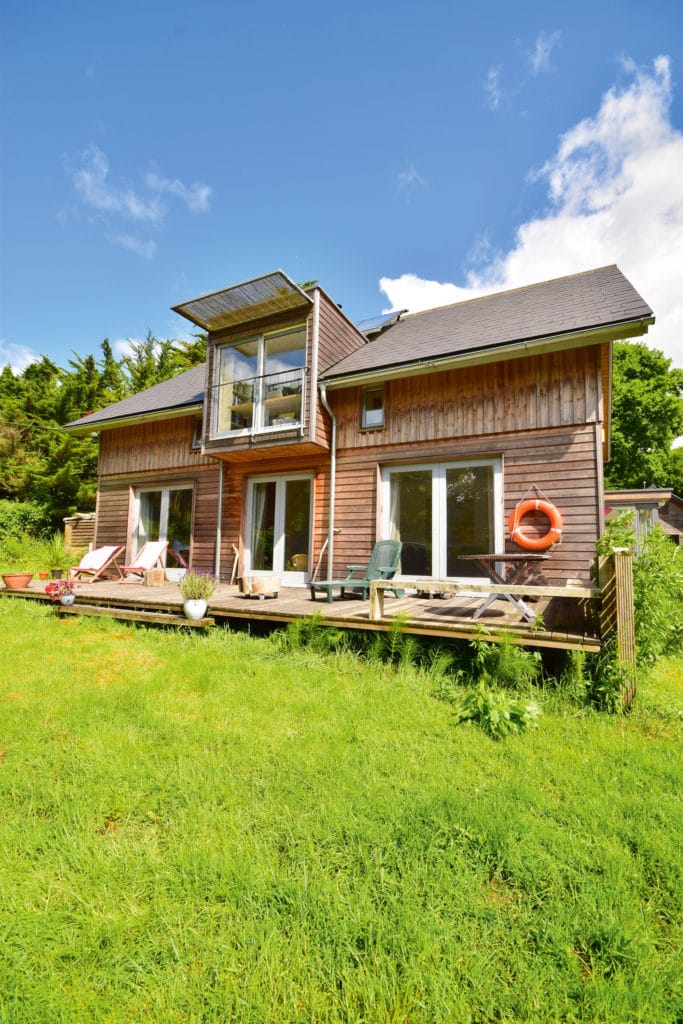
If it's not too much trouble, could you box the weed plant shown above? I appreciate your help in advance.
[1,601,680,1022]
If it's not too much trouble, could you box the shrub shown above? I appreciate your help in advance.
[179,571,217,601]
[452,682,541,739]
[0,499,51,540]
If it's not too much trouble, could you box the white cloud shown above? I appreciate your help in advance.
[145,171,212,213]
[529,30,561,76]
[0,340,39,372]
[380,57,683,368]
[68,146,212,257]
[72,146,164,223]
[110,234,158,260]
[396,163,427,199]
[483,66,502,110]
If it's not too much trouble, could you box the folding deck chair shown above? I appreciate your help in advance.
[117,541,168,582]
[68,545,124,583]
[309,539,403,604]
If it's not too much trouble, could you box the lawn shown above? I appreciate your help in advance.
[0,599,681,1023]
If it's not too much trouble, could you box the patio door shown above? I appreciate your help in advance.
[135,486,193,565]
[246,475,312,585]
[381,459,502,579]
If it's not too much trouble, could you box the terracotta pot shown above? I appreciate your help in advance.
[38,571,49,580]
[2,572,34,589]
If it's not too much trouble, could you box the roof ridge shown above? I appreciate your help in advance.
[399,265,620,322]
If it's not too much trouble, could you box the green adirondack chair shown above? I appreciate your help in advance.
[310,539,403,603]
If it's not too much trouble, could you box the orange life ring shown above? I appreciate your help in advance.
[508,498,563,551]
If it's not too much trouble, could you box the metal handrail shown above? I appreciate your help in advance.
[210,366,307,435]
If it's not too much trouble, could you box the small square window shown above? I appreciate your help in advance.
[361,386,385,429]
[191,421,203,449]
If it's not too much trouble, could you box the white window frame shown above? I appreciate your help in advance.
[244,472,314,586]
[134,484,194,561]
[380,458,503,580]
[212,325,306,439]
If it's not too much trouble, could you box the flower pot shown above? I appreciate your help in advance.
[38,571,49,580]
[51,569,64,580]
[183,599,208,621]
[2,572,34,589]
[60,594,76,606]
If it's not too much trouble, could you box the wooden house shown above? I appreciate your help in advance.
[64,265,654,588]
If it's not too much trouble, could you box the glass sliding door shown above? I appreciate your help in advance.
[135,486,193,564]
[247,475,312,585]
[382,460,501,579]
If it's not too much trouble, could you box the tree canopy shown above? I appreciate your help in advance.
[606,341,683,494]
[0,334,206,530]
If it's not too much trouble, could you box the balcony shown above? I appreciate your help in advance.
[211,367,307,439]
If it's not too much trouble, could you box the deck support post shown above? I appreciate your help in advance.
[598,548,637,708]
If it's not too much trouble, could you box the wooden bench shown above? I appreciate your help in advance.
[369,578,599,622]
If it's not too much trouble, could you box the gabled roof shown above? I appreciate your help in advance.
[64,265,654,434]
[322,265,654,383]
[64,364,205,434]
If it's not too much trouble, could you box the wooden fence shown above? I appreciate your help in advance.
[599,548,637,708]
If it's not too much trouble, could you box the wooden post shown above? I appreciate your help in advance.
[598,548,637,708]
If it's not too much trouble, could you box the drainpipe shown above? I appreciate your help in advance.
[215,461,224,579]
[318,381,336,580]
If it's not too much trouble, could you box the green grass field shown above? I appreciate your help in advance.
[1,599,681,1023]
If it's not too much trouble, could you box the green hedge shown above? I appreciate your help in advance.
[0,499,52,540]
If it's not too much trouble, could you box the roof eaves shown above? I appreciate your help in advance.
[321,315,655,388]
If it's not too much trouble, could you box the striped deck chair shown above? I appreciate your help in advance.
[68,545,124,583]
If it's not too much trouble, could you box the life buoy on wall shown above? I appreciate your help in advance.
[508,498,563,551]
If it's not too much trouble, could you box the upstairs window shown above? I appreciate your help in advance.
[361,385,385,429]
[213,325,306,437]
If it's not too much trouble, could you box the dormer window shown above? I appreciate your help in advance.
[361,385,385,429]
[212,325,307,438]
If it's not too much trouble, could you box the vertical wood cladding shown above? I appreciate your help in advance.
[97,416,212,476]
[333,346,603,450]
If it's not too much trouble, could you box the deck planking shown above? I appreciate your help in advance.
[1,578,601,652]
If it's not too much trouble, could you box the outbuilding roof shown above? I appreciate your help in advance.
[321,265,653,382]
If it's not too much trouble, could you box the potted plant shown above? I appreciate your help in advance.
[46,532,68,579]
[178,571,216,620]
[45,578,76,606]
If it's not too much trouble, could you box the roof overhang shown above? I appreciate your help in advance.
[321,316,655,389]
[172,270,313,333]
[63,402,204,436]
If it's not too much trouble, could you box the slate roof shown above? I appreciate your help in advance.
[322,265,653,380]
[65,364,205,432]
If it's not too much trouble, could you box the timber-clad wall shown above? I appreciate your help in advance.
[334,345,603,449]
[97,416,213,476]
[94,416,219,567]
[92,338,606,585]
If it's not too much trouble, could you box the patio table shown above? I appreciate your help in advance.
[459,553,549,623]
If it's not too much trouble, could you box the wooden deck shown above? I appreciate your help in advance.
[1,577,601,652]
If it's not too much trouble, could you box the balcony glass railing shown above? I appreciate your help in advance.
[212,367,306,437]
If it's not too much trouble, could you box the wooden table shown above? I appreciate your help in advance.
[459,553,549,623]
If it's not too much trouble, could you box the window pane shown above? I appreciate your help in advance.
[362,387,384,428]
[389,470,432,574]
[138,491,161,544]
[283,479,311,569]
[216,340,258,432]
[167,489,193,565]
[446,466,494,576]
[263,328,305,428]
[251,481,276,571]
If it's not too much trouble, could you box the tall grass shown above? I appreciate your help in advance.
[0,600,681,1023]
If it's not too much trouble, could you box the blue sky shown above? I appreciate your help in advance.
[2,0,682,372]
